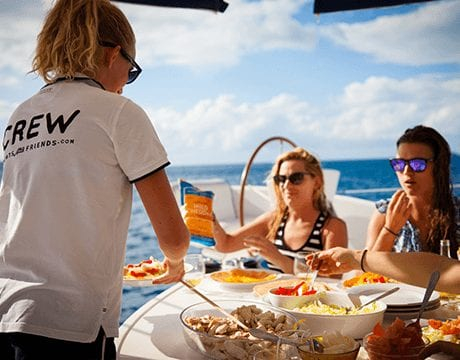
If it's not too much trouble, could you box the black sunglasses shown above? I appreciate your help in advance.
[100,41,142,84]
[273,172,311,185]
[389,158,433,173]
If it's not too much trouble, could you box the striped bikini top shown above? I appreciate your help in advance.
[273,210,328,252]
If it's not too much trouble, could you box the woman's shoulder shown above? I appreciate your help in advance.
[325,215,347,229]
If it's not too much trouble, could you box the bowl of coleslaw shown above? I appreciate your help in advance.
[286,292,386,339]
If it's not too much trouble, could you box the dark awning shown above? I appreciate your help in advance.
[313,0,438,14]
[113,0,228,13]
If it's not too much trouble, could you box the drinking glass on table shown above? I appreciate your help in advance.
[439,240,460,313]
[293,251,318,288]
[183,254,205,287]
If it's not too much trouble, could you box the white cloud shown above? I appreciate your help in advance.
[146,93,319,154]
[330,75,460,141]
[321,0,460,65]
[1,0,457,74]
[144,73,460,164]
[116,0,317,68]
[0,2,45,74]
[0,0,314,74]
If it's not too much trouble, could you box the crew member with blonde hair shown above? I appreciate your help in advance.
[0,1,190,358]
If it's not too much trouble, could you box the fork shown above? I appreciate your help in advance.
[308,259,322,291]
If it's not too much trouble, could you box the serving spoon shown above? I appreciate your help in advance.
[355,286,400,311]
[408,271,440,329]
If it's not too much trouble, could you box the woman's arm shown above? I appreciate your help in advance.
[135,169,190,283]
[367,190,412,251]
[213,212,294,272]
[213,211,273,253]
[313,247,460,294]
[365,210,395,251]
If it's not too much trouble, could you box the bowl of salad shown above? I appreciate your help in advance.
[286,291,386,339]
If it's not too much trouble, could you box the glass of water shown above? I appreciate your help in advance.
[183,253,205,287]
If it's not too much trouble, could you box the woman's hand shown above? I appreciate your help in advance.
[385,189,412,234]
[243,236,291,273]
[307,247,361,276]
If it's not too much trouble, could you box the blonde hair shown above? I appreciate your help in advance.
[32,0,135,83]
[266,147,329,241]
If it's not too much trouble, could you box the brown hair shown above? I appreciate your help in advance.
[32,0,135,83]
[266,147,330,241]
[397,125,457,256]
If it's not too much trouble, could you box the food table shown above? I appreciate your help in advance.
[117,273,458,360]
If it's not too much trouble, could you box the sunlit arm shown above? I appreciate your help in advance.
[135,170,190,264]
[315,247,460,294]
[213,212,272,253]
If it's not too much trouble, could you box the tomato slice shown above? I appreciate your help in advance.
[372,322,385,337]
[129,269,147,278]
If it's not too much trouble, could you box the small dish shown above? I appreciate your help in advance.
[363,317,429,359]
[298,335,360,360]
[267,285,320,310]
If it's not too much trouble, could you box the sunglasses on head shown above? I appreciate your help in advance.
[100,41,142,84]
[389,158,433,173]
[273,172,311,185]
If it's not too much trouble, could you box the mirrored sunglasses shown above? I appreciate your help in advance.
[100,41,142,84]
[389,158,432,173]
[273,172,310,185]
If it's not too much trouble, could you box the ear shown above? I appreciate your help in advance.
[314,176,322,191]
[103,46,121,68]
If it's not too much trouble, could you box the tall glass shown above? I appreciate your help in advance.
[183,254,205,287]
[293,251,318,288]
[439,239,459,313]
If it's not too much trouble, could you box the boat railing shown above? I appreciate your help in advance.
[239,136,297,226]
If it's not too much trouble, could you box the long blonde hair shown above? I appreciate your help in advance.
[266,147,329,241]
[32,0,135,83]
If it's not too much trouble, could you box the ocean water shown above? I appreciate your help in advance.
[1,156,459,325]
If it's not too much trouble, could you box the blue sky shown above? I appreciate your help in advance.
[0,0,459,165]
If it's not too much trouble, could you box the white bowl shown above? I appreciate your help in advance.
[285,292,387,339]
[267,286,320,309]
[179,299,298,359]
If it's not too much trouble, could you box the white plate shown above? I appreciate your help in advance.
[123,263,193,287]
[209,269,281,291]
[345,283,440,308]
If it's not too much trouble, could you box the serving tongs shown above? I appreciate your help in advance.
[180,279,250,331]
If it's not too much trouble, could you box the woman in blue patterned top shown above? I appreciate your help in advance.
[365,125,459,258]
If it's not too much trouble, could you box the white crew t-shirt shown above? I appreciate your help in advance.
[0,79,169,342]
